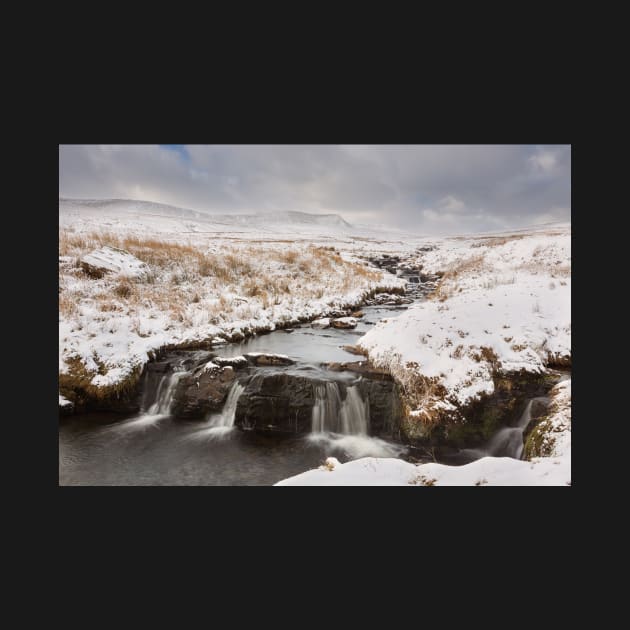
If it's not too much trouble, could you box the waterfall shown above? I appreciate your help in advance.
[312,382,343,433]
[340,385,369,435]
[311,381,369,435]
[486,399,534,459]
[142,371,186,415]
[206,382,245,428]
[187,381,245,440]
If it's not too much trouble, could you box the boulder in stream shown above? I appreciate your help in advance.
[171,363,236,420]
[244,352,295,366]
[235,373,316,433]
[213,355,249,370]
[331,317,358,329]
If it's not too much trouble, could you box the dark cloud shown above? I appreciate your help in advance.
[59,144,570,234]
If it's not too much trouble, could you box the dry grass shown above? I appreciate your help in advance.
[59,227,399,387]
[470,235,524,248]
[471,346,499,365]
[59,292,78,317]
[430,253,486,301]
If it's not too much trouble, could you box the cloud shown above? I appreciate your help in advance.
[529,148,557,173]
[438,195,466,212]
[59,144,571,234]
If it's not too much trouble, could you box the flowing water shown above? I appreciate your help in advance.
[436,397,550,465]
[59,302,411,485]
[59,295,552,485]
[188,382,246,439]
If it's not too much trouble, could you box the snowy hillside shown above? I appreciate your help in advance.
[59,197,411,242]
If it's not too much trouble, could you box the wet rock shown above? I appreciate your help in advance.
[59,396,74,416]
[324,361,393,380]
[350,310,364,318]
[284,328,295,333]
[331,317,358,329]
[523,397,551,438]
[146,361,172,374]
[235,373,316,433]
[244,352,295,366]
[171,364,236,420]
[356,378,403,437]
[213,356,249,370]
[342,345,368,356]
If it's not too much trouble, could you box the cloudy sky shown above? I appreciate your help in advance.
[59,145,570,234]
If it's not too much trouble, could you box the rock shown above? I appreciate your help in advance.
[523,397,551,438]
[235,373,316,433]
[323,361,393,380]
[350,310,364,318]
[244,352,295,366]
[213,356,249,370]
[284,328,295,333]
[59,394,74,416]
[356,378,403,437]
[311,318,331,329]
[80,246,149,279]
[171,364,236,420]
[342,345,368,356]
[233,371,403,438]
[331,317,358,329]
[145,360,172,374]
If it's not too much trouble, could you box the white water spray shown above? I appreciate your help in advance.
[189,381,246,440]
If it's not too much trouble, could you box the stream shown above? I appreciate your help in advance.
[59,288,557,485]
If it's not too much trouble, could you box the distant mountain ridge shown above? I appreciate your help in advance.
[59,198,353,229]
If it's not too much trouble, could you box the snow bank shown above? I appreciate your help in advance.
[275,454,570,486]
[358,228,571,416]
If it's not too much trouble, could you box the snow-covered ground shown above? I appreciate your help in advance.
[59,199,410,398]
[358,225,571,423]
[59,198,571,485]
[276,378,571,486]
[275,224,571,486]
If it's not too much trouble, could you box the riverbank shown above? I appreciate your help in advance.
[357,225,571,438]
[59,228,406,409]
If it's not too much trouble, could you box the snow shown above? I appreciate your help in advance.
[332,317,358,326]
[275,454,570,486]
[358,227,571,416]
[59,394,72,408]
[311,318,331,328]
[59,197,422,241]
[59,199,409,391]
[277,378,571,486]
